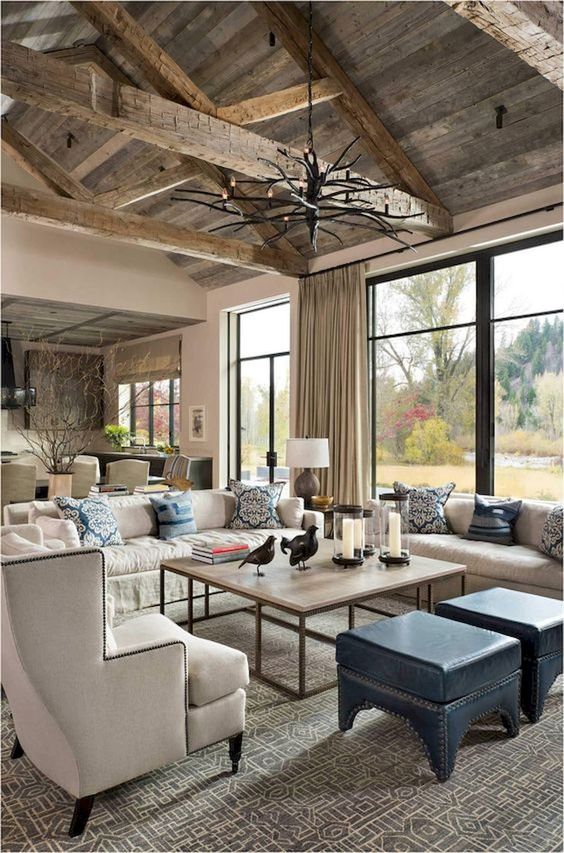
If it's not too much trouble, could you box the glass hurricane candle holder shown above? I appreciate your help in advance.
[378,493,410,566]
[332,504,364,567]
[363,506,378,557]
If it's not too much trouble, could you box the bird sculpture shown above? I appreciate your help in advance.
[280,525,319,572]
[238,535,277,577]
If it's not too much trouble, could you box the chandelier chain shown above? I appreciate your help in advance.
[307,1,314,151]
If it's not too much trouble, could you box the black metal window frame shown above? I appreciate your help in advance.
[233,300,290,483]
[367,229,563,497]
[129,378,179,447]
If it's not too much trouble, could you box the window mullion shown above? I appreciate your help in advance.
[475,254,494,495]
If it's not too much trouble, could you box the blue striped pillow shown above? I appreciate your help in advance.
[465,494,522,545]
[149,491,197,540]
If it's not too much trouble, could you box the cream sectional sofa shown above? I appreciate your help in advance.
[399,494,562,601]
[3,490,323,614]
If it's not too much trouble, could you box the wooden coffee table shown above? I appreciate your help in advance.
[160,541,466,699]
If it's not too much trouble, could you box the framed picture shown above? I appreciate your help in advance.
[189,405,206,442]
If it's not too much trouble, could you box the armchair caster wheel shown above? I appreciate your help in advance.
[228,732,243,775]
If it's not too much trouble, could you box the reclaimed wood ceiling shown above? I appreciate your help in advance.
[1,1,562,289]
[1,295,195,345]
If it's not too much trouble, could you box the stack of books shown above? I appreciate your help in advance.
[133,483,171,494]
[191,543,250,565]
[89,484,129,498]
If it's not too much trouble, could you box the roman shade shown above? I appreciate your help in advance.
[115,336,181,384]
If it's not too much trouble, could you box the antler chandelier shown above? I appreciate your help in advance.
[172,3,418,253]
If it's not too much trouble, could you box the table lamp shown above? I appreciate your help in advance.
[286,438,330,503]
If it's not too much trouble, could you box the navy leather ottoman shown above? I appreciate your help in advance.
[436,588,563,723]
[336,611,521,781]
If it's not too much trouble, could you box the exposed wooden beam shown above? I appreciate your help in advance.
[444,1,563,90]
[1,42,452,236]
[68,1,217,114]
[253,2,443,207]
[1,121,94,201]
[44,44,132,86]
[94,161,201,208]
[1,183,308,277]
[217,77,342,125]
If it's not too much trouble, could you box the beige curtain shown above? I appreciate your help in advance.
[296,264,369,505]
[115,336,181,384]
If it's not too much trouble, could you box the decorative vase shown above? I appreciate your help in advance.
[48,473,73,499]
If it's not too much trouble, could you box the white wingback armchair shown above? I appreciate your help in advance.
[1,549,248,837]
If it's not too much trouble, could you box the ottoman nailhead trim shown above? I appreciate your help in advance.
[524,650,562,720]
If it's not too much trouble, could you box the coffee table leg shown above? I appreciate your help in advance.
[461,574,466,596]
[416,586,421,611]
[255,603,262,675]
[427,584,434,614]
[348,604,355,629]
[204,584,210,618]
[298,615,306,698]
[187,578,194,633]
[159,568,165,615]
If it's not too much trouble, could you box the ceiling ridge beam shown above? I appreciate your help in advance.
[0,41,451,236]
[68,1,217,114]
[252,1,444,208]
[444,1,563,90]
[1,183,308,277]
[217,77,342,125]
[1,120,94,202]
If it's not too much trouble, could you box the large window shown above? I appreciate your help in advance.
[233,301,290,484]
[368,232,563,500]
[119,378,180,447]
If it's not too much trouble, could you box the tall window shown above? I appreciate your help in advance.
[119,378,180,447]
[233,301,290,484]
[368,232,563,500]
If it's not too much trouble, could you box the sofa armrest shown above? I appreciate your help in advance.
[302,509,324,530]
[3,502,33,526]
[1,523,44,545]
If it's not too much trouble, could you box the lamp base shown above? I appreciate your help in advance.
[293,468,320,503]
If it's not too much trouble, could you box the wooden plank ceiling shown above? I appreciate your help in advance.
[1,1,562,290]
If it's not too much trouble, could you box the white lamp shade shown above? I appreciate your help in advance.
[286,438,329,468]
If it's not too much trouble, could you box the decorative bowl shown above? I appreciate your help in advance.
[310,495,334,509]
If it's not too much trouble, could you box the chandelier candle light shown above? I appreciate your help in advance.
[378,493,410,566]
[171,3,419,252]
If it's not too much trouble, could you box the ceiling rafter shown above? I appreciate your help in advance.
[217,77,342,125]
[444,1,563,90]
[94,161,202,209]
[252,1,444,208]
[0,41,452,237]
[1,183,308,277]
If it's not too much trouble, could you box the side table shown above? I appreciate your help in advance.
[306,504,334,538]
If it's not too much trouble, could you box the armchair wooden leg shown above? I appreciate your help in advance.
[11,735,24,759]
[228,732,243,774]
[69,796,95,838]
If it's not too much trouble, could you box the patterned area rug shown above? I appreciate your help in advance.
[2,591,562,852]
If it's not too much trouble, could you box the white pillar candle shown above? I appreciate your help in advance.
[342,518,354,559]
[389,511,402,558]
[353,518,364,551]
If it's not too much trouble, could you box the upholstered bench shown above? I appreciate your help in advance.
[336,611,521,781]
[436,588,563,723]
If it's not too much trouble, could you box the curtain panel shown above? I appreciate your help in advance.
[296,264,369,505]
[114,336,181,384]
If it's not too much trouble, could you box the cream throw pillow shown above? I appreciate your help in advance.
[0,532,50,556]
[35,515,81,549]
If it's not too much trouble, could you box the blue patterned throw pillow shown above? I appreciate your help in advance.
[539,505,563,560]
[149,491,197,540]
[227,480,284,529]
[54,496,123,547]
[393,481,455,534]
[464,494,522,545]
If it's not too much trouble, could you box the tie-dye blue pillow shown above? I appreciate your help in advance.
[149,491,197,540]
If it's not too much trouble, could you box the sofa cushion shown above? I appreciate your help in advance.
[465,494,522,545]
[35,515,81,549]
[515,499,558,548]
[409,533,562,592]
[444,496,475,536]
[28,500,59,523]
[149,491,197,539]
[336,611,520,703]
[277,497,304,529]
[227,481,284,529]
[113,613,249,706]
[539,505,563,561]
[54,496,124,547]
[394,481,455,534]
[108,495,158,539]
[191,490,236,530]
